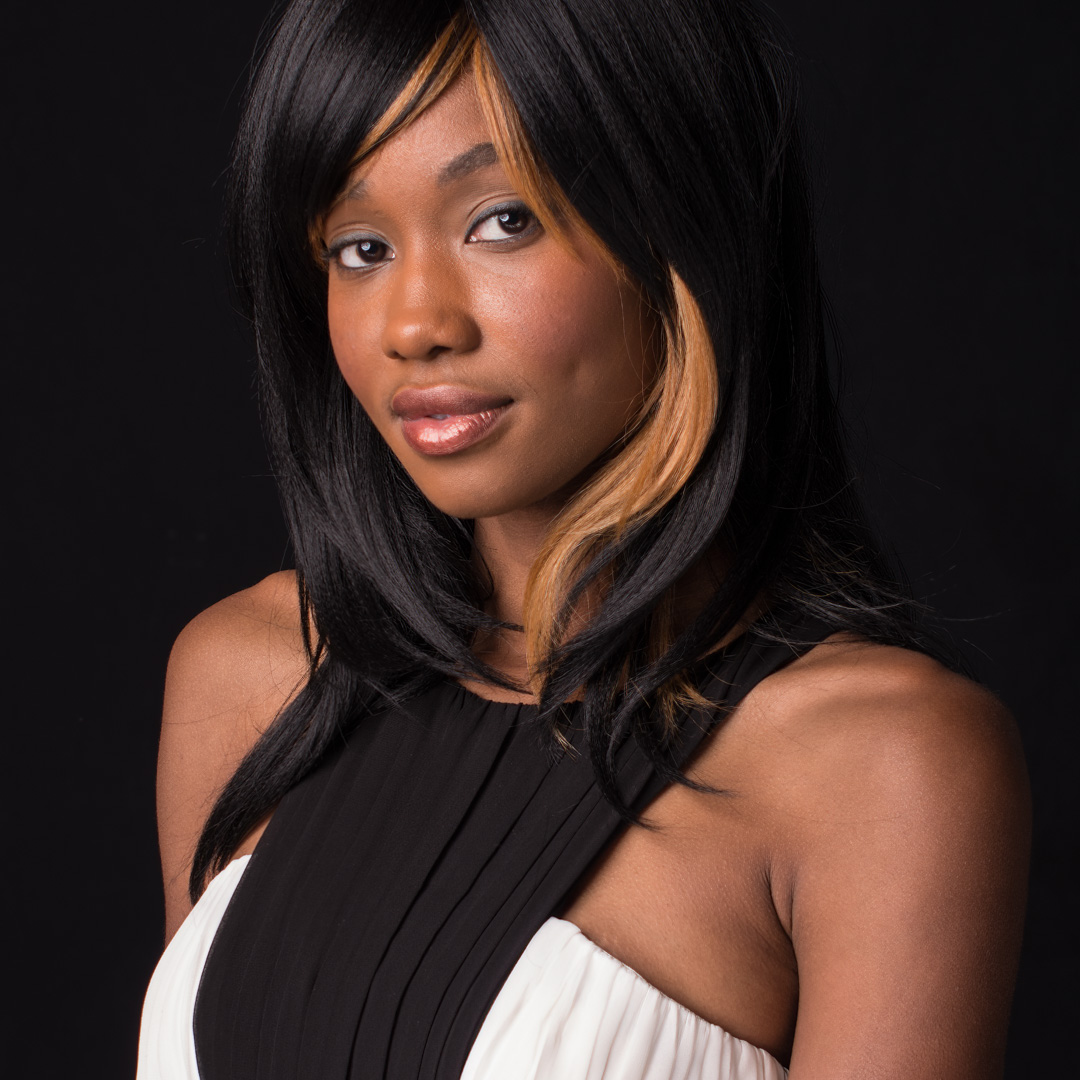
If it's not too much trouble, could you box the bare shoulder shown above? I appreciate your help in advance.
[742,635,1029,820]
[725,637,1031,1077]
[156,570,309,940]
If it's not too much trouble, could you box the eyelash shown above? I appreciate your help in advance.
[325,201,539,272]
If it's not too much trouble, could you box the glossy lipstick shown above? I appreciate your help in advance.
[392,386,512,457]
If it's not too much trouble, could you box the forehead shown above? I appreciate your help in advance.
[344,73,496,197]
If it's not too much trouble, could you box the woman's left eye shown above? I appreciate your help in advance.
[467,204,538,243]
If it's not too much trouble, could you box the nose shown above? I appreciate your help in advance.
[380,251,481,361]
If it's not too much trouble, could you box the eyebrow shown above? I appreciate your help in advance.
[340,141,501,203]
[437,141,499,185]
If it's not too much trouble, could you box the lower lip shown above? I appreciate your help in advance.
[399,405,510,456]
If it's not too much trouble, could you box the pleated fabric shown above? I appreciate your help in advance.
[139,878,788,1080]
[190,624,830,1079]
[461,918,787,1080]
[138,856,252,1080]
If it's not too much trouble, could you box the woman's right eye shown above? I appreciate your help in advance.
[332,238,392,269]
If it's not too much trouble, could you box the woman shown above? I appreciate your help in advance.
[137,1,1030,1077]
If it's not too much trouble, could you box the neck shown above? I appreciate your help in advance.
[467,499,745,691]
[472,511,551,627]
[463,503,561,697]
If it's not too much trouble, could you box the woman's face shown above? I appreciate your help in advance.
[321,73,658,521]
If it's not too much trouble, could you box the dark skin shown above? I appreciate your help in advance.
[156,74,1030,1077]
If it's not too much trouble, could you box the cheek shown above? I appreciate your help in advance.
[485,254,654,423]
[327,288,386,426]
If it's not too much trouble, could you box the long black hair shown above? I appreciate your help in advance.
[191,0,957,900]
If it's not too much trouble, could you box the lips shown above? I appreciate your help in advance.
[391,385,513,456]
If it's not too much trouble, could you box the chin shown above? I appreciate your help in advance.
[404,466,563,522]
[413,486,529,521]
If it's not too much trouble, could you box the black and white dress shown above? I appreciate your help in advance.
[137,624,833,1079]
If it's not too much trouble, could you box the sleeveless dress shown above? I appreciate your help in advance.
[138,623,831,1079]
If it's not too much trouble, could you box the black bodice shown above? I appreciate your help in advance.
[193,621,835,1079]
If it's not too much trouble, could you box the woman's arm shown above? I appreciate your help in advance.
[155,570,308,942]
[773,647,1030,1079]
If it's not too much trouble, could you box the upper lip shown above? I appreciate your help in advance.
[391,385,513,421]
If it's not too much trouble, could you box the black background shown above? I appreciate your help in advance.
[5,1,1076,1075]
